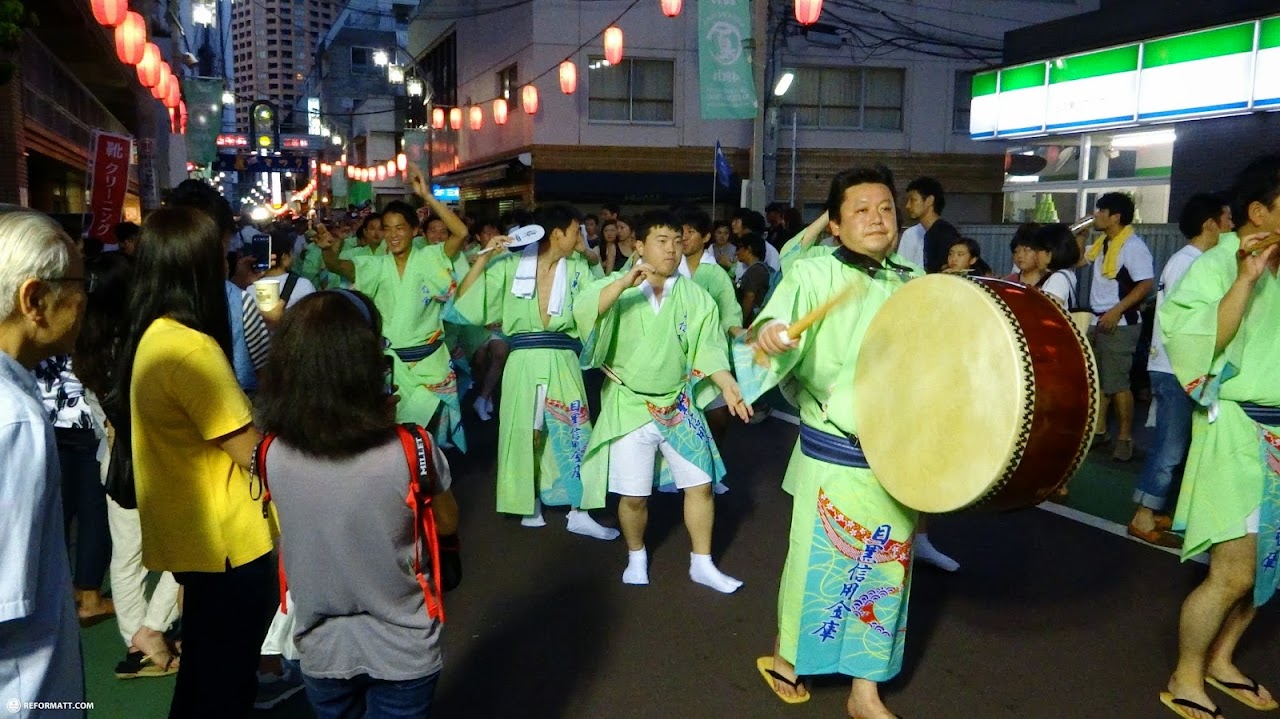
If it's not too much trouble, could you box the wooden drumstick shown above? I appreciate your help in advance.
[1237,232,1280,257]
[753,284,860,365]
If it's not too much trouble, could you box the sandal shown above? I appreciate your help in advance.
[756,656,809,704]
[115,649,179,679]
[1160,692,1223,719]
[1207,676,1279,711]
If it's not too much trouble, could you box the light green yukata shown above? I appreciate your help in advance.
[574,274,731,509]
[779,230,837,275]
[733,249,921,680]
[351,243,466,450]
[451,250,598,515]
[1160,231,1280,605]
[296,240,333,289]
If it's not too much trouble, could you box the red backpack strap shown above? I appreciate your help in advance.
[395,425,445,622]
[251,434,289,614]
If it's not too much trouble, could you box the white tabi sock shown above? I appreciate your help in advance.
[473,396,492,421]
[623,548,649,585]
[689,553,743,594]
[914,533,959,572]
[521,499,546,528]
[566,509,620,541]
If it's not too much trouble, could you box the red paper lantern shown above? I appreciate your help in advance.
[660,0,682,17]
[431,107,445,129]
[168,107,176,133]
[164,74,181,109]
[152,63,171,100]
[137,43,162,88]
[346,165,356,178]
[521,85,539,114]
[376,166,387,182]
[115,11,146,65]
[178,100,187,133]
[493,98,508,125]
[386,159,397,174]
[469,106,483,130]
[559,61,577,94]
[604,27,623,65]
[92,0,128,27]
[794,0,821,25]
[449,107,462,130]
[396,153,407,171]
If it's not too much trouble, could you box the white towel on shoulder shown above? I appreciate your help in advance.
[511,243,568,316]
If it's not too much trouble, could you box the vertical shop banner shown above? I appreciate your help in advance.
[698,0,758,120]
[183,77,225,165]
[86,131,133,243]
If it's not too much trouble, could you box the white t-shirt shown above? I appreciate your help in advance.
[1088,232,1155,326]
[259,273,317,309]
[1148,244,1203,374]
[1039,270,1077,309]
[897,224,925,267]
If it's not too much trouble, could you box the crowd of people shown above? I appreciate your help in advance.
[2,153,1279,719]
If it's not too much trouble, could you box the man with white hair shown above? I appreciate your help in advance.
[0,209,88,716]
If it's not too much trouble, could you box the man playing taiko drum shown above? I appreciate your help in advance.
[738,166,921,719]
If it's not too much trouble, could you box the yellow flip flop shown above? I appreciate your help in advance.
[1160,692,1223,718]
[1207,676,1279,711]
[756,656,809,704]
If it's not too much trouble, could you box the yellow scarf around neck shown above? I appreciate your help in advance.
[1085,225,1132,279]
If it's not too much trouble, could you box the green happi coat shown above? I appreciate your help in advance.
[1160,232,1280,604]
[574,274,731,509]
[450,249,600,515]
[734,248,922,680]
[351,243,466,450]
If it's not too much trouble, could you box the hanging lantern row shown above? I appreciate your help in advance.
[93,0,184,112]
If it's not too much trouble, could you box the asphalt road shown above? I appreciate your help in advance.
[428,414,1278,719]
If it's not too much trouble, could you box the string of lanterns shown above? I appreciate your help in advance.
[90,0,186,131]
[423,0,821,133]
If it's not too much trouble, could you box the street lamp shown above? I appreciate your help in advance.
[388,64,405,84]
[406,77,424,97]
[774,69,795,97]
[332,135,343,146]
[373,50,389,67]
[221,90,235,105]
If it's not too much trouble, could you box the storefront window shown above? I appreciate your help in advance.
[1002,129,1173,223]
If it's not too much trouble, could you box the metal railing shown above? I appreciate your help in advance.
[21,33,131,148]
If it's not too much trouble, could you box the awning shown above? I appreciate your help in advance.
[971,13,1280,141]
[534,170,729,204]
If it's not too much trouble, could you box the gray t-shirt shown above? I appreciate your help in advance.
[266,435,453,681]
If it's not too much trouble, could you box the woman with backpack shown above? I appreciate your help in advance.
[254,288,459,718]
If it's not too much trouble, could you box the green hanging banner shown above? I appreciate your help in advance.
[697,0,758,120]
[348,180,372,207]
[182,77,224,166]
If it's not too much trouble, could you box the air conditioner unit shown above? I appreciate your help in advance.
[804,23,842,48]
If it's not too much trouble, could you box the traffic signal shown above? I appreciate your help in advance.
[250,101,278,153]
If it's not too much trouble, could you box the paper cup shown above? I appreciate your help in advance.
[253,279,280,312]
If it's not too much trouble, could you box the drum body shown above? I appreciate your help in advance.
[854,275,1099,513]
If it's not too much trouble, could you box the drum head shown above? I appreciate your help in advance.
[854,275,1028,513]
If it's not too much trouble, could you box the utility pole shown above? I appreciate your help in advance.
[748,0,769,211]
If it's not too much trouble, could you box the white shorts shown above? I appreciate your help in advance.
[608,422,711,497]
[1246,507,1260,534]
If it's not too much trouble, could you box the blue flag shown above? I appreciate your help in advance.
[715,141,732,188]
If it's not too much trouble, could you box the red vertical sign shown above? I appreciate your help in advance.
[87,131,133,244]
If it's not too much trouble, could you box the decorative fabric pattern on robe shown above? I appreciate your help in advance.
[733,249,921,679]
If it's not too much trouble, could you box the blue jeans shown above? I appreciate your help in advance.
[303,671,440,719]
[1133,371,1193,511]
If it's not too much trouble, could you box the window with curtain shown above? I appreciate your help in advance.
[784,66,904,130]
[588,57,675,123]
[953,70,975,133]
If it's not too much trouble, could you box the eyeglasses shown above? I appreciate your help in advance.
[40,275,97,293]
